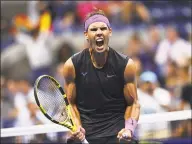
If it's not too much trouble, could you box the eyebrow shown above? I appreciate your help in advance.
[89,26,108,31]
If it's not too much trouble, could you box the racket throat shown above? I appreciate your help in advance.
[70,119,77,132]
[61,121,76,132]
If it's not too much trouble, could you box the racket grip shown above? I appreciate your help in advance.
[82,138,89,144]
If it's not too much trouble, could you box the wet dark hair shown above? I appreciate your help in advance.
[84,8,106,23]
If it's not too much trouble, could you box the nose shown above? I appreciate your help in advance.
[96,28,102,35]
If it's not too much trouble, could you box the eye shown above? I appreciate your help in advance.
[100,27,107,31]
[90,28,97,31]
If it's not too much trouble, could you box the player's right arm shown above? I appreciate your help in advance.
[63,58,85,141]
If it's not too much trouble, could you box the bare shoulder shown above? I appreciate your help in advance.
[124,58,137,83]
[63,58,75,83]
[64,58,74,69]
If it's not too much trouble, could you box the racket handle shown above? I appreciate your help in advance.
[82,138,89,144]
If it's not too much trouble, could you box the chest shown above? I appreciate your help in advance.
[77,61,123,95]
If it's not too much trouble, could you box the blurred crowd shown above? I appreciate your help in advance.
[1,1,191,143]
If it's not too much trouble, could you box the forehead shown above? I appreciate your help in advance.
[166,27,176,33]
[88,22,108,29]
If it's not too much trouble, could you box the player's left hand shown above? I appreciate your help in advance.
[117,128,132,142]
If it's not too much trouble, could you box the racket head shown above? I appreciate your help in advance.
[34,75,76,132]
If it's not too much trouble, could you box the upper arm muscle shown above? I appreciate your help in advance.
[123,59,138,105]
[63,58,76,104]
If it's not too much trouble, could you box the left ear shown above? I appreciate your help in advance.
[84,31,88,40]
[109,28,112,37]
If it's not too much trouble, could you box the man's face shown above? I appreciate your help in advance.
[17,80,28,94]
[166,27,178,43]
[141,82,156,95]
[84,22,112,53]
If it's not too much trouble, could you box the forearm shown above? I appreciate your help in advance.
[70,104,82,127]
[63,58,86,139]
[124,100,140,135]
[64,83,82,128]
[122,58,140,136]
[125,100,140,121]
[136,3,151,22]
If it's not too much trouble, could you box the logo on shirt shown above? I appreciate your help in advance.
[107,74,116,78]
[81,72,88,76]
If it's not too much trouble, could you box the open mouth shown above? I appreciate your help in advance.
[96,39,104,47]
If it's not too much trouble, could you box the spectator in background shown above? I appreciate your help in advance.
[76,1,96,25]
[164,61,179,91]
[126,32,142,57]
[145,25,162,51]
[11,76,35,143]
[172,118,191,138]
[172,64,191,138]
[1,77,19,128]
[56,42,75,64]
[53,41,76,91]
[14,76,55,143]
[48,1,77,35]
[120,1,151,25]
[137,71,171,139]
[27,1,39,26]
[180,83,192,110]
[104,1,122,27]
[177,58,191,110]
[126,32,159,77]
[1,76,19,143]
[139,71,172,112]
[53,41,76,87]
[76,1,109,25]
[37,1,52,32]
[14,19,53,83]
[11,2,54,83]
[155,25,191,76]
[163,61,191,111]
[177,65,191,87]
[53,63,65,89]
[1,17,15,52]
[143,25,164,86]
[27,1,52,32]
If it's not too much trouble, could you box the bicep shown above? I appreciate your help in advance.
[123,59,138,105]
[63,58,76,104]
[124,78,137,106]
[64,81,76,105]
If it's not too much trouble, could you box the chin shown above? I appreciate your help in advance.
[95,46,107,53]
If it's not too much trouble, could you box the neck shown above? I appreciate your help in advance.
[90,47,109,69]
[169,37,178,44]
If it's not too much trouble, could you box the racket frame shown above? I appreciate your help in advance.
[34,75,77,132]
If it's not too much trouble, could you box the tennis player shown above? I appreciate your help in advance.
[63,9,140,144]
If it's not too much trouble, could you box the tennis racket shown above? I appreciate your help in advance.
[34,75,89,144]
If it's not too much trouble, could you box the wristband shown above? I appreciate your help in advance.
[125,118,138,135]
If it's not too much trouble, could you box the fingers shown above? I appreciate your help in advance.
[79,133,85,141]
[117,129,132,142]
[117,128,125,139]
[70,127,85,141]
[80,127,86,134]
[122,133,131,140]
[122,131,132,141]
[76,131,85,141]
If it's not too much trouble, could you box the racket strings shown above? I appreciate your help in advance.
[37,77,68,122]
